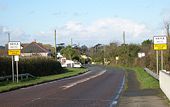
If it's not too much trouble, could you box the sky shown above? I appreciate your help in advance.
[0,0,170,47]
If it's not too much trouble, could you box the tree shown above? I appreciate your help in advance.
[164,21,170,37]
[142,39,152,46]
[61,46,80,61]
[80,45,88,54]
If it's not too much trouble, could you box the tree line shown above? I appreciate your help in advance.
[88,37,170,73]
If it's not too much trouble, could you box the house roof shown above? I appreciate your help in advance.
[21,43,29,48]
[21,42,49,53]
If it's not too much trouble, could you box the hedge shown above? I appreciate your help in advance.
[0,57,63,77]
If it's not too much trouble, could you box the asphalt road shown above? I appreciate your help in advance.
[0,65,125,107]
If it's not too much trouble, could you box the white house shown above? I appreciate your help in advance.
[58,53,81,68]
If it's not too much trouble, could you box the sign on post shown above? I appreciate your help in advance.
[8,41,21,83]
[14,55,19,61]
[153,36,167,74]
[116,56,119,61]
[8,50,21,56]
[153,36,167,50]
[8,41,21,56]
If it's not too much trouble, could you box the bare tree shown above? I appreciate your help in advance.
[164,21,170,37]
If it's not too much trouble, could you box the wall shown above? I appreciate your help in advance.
[159,70,170,100]
[21,53,48,57]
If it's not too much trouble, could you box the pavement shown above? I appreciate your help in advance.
[118,69,170,107]
[0,65,125,107]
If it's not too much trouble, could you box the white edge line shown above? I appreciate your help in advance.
[110,75,125,107]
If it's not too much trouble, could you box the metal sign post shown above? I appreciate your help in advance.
[116,56,119,64]
[161,50,164,70]
[16,61,18,83]
[14,56,19,83]
[8,41,21,83]
[12,56,15,82]
[153,36,167,74]
[156,51,159,75]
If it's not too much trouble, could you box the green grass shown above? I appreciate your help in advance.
[0,68,87,93]
[127,67,159,89]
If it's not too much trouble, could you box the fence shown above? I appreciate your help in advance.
[144,68,159,80]
[0,73,34,82]
[144,68,170,100]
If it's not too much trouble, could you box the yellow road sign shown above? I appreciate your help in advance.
[8,50,21,56]
[154,44,167,50]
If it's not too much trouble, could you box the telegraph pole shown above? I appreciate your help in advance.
[8,32,15,82]
[8,33,10,42]
[123,31,126,45]
[54,30,57,60]
[71,38,73,46]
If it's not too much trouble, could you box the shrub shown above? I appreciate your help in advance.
[0,57,63,77]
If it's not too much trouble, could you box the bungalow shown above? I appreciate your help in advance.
[21,41,51,57]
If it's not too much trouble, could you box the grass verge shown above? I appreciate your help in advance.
[126,67,159,89]
[0,68,87,93]
[126,67,170,105]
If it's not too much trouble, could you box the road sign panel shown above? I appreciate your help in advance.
[14,55,19,61]
[8,41,21,50]
[153,36,167,50]
[138,52,145,58]
[8,50,21,56]
[154,44,167,50]
[154,36,167,44]
[116,57,119,60]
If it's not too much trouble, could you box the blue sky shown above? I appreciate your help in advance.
[0,0,170,46]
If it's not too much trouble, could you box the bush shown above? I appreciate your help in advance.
[0,57,63,77]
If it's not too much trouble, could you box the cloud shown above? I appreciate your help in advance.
[0,26,10,45]
[52,18,151,46]
[0,26,33,45]
[0,18,152,46]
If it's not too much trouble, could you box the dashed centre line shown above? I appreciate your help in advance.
[31,97,41,102]
[62,70,106,90]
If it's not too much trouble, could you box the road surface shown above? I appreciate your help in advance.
[0,65,125,107]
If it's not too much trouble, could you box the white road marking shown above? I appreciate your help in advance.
[20,70,91,90]
[31,97,41,102]
[110,75,125,107]
[62,70,106,90]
